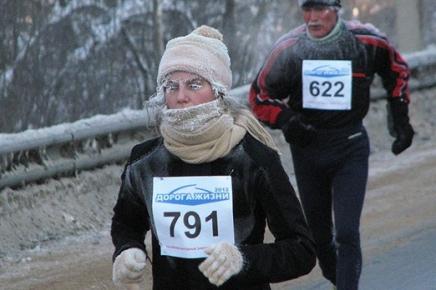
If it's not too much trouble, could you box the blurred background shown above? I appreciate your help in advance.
[1,2,436,289]
[1,0,435,133]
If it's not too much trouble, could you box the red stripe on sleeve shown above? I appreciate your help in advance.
[353,72,367,78]
[250,38,297,126]
[356,35,410,101]
[248,83,283,126]
[258,38,297,99]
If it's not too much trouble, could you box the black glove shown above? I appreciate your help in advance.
[388,98,415,155]
[391,123,414,155]
[281,113,316,148]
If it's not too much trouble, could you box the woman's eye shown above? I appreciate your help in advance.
[165,84,178,92]
[189,82,203,90]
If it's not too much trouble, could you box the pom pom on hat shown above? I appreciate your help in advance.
[192,25,223,41]
[157,25,232,93]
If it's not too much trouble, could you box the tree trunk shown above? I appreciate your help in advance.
[152,0,163,60]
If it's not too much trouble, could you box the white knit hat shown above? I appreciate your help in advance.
[157,25,232,93]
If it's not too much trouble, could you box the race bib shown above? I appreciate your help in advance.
[152,176,234,258]
[302,60,352,110]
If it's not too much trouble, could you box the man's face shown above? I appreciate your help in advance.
[303,5,338,38]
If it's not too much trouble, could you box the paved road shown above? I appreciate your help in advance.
[1,143,435,290]
[275,225,436,290]
[361,226,436,290]
[274,143,436,290]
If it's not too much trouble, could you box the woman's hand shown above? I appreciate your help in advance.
[112,248,146,288]
[199,242,244,286]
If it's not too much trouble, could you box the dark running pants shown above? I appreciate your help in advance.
[290,123,370,290]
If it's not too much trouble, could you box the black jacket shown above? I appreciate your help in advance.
[249,20,410,130]
[111,134,316,290]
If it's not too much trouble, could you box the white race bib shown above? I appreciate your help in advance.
[152,176,234,259]
[302,60,352,110]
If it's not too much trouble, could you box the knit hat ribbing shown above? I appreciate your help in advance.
[157,25,232,93]
[298,0,341,8]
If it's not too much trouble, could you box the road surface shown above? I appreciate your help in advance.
[1,138,435,290]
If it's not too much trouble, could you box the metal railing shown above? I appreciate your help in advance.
[1,47,436,189]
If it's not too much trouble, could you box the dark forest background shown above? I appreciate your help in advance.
[1,0,435,133]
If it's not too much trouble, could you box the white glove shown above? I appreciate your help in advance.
[198,242,244,287]
[112,248,146,288]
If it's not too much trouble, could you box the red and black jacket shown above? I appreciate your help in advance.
[249,20,410,130]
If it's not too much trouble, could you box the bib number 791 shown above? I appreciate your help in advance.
[164,210,218,238]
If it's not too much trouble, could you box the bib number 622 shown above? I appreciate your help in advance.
[310,80,344,97]
[164,210,218,239]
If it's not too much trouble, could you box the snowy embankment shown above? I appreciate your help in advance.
[2,46,436,189]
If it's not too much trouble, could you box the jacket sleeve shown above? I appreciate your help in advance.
[377,42,410,104]
[373,40,412,131]
[111,165,149,261]
[356,30,410,103]
[230,140,316,286]
[249,37,300,129]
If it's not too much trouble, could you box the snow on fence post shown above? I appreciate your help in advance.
[1,47,436,189]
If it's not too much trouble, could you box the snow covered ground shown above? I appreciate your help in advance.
[0,87,435,289]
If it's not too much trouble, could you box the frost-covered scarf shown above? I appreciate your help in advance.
[160,99,278,163]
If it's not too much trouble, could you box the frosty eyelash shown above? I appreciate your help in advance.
[164,78,205,92]
[188,81,203,90]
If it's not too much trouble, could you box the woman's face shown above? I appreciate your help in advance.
[164,71,215,109]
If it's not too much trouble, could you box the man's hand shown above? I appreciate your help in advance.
[112,248,146,288]
[388,98,414,155]
[199,242,244,287]
[282,114,316,147]
[392,123,414,155]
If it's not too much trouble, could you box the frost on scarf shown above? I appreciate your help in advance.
[144,74,227,129]
[161,99,224,133]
